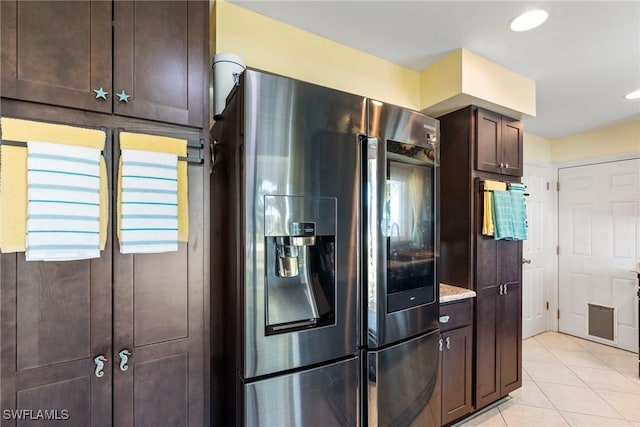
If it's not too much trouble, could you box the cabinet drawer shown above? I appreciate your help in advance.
[439,299,473,332]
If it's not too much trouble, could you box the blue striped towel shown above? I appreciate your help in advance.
[26,141,101,261]
[508,183,528,240]
[120,149,178,254]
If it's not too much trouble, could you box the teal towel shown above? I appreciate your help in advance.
[492,186,528,241]
[510,188,528,240]
[492,190,514,240]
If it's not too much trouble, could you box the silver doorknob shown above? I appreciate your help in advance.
[522,258,532,264]
[119,349,131,372]
[94,355,107,378]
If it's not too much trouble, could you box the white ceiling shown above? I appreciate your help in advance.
[227,0,640,139]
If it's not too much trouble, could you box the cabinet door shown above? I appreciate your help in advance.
[0,0,112,113]
[441,327,473,425]
[0,253,112,427]
[475,109,502,174]
[501,117,523,177]
[113,155,205,427]
[474,287,501,409]
[113,1,207,127]
[499,282,522,395]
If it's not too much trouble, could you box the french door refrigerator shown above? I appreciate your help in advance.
[211,69,364,426]
[211,69,440,426]
[363,102,441,426]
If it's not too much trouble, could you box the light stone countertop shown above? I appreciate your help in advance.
[440,283,476,303]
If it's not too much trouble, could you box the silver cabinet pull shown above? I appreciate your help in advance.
[499,284,504,295]
[505,163,510,168]
[446,336,451,350]
[94,355,107,378]
[439,315,450,323]
[119,349,132,372]
[500,162,505,168]
[504,283,508,295]
[522,258,532,264]
[439,338,443,352]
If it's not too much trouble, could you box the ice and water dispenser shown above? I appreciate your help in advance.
[264,195,337,335]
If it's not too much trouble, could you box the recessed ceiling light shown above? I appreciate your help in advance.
[510,10,549,32]
[624,89,640,99]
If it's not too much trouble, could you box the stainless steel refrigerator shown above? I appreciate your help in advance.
[363,102,441,426]
[211,69,440,426]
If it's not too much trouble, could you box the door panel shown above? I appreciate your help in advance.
[133,250,189,346]
[368,330,440,427]
[113,1,206,127]
[559,159,640,352]
[475,287,500,409]
[1,253,112,427]
[113,157,205,427]
[501,118,523,177]
[441,327,472,425]
[245,357,359,426]
[500,282,522,395]
[0,0,112,113]
[475,109,501,174]
[522,164,553,338]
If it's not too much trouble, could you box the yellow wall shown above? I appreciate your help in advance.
[524,133,552,163]
[213,0,420,109]
[551,117,640,163]
[419,50,463,109]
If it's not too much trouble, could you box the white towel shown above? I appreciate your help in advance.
[120,149,178,254]
[26,141,101,261]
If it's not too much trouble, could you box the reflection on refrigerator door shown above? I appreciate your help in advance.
[245,357,359,427]
[367,330,441,427]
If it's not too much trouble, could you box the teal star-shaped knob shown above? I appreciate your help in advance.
[116,90,130,103]
[93,87,108,100]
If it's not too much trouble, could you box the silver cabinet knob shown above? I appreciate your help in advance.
[505,163,510,168]
[93,87,108,100]
[439,338,443,352]
[446,336,451,350]
[94,355,107,378]
[118,349,132,372]
[116,90,130,103]
[500,162,505,168]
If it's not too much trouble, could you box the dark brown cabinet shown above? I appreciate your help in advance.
[1,0,207,128]
[475,108,523,177]
[438,105,524,414]
[439,299,473,425]
[0,129,208,427]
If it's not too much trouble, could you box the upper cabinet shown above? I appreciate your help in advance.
[475,108,523,177]
[0,1,113,114]
[1,0,207,128]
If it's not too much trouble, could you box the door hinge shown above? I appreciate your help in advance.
[556,245,560,255]
[546,301,549,310]
[546,181,550,190]
[557,309,560,319]
[556,181,560,191]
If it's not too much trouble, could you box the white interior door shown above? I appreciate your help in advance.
[522,163,554,338]
[558,159,640,352]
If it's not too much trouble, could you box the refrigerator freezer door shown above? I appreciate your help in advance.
[245,356,359,427]
[367,329,441,427]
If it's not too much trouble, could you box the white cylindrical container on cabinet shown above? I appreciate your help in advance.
[212,53,245,119]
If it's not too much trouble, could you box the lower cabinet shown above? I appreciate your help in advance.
[475,281,523,409]
[439,299,474,426]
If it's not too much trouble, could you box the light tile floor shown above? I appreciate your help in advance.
[460,332,640,427]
